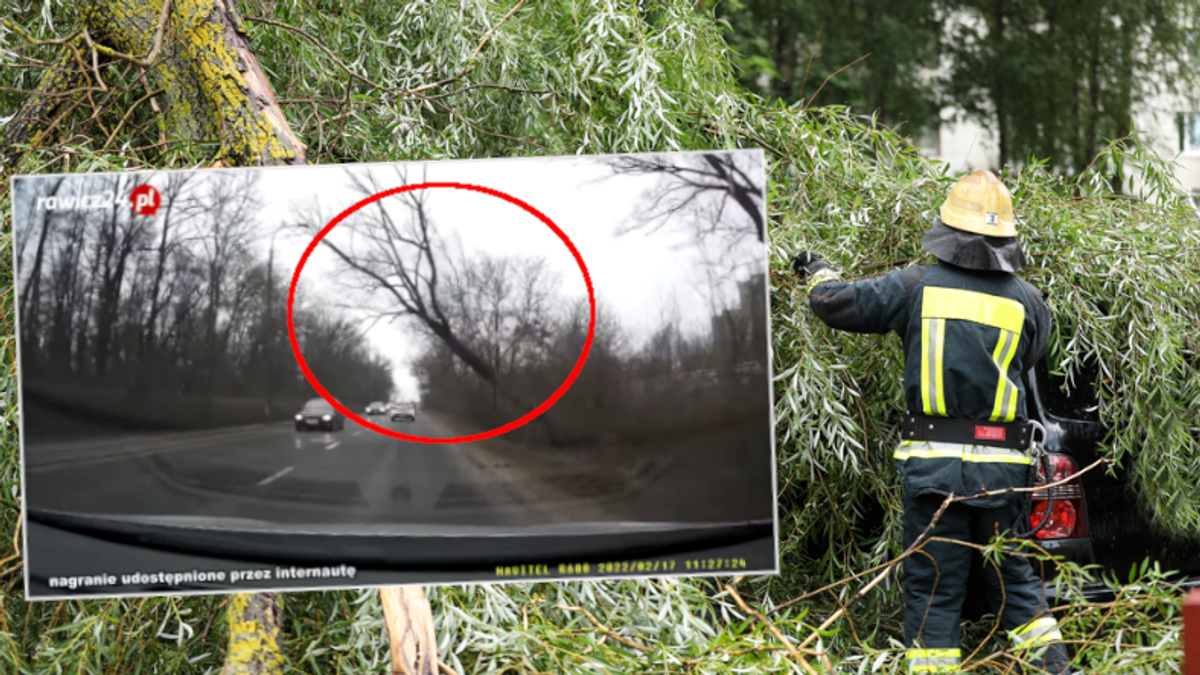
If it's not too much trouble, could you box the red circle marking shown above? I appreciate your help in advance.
[287,182,595,444]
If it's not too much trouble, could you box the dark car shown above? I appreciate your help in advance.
[365,401,387,416]
[816,355,1200,619]
[957,358,1200,616]
[294,397,345,431]
[390,402,416,422]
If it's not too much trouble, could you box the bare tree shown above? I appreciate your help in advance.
[193,171,262,402]
[142,171,205,357]
[293,166,568,443]
[601,152,769,378]
[16,177,66,365]
[416,279,639,445]
[438,252,558,409]
[45,209,91,376]
[601,151,765,245]
[89,173,157,379]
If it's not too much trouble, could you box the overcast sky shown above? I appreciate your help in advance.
[14,152,766,402]
[249,152,766,400]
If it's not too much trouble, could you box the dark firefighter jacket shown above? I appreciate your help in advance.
[805,260,1053,507]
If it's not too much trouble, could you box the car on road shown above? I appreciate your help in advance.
[294,397,345,431]
[390,402,417,422]
[365,401,387,416]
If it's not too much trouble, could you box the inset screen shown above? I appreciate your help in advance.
[12,150,777,600]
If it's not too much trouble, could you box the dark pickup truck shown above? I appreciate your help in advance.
[963,358,1200,612]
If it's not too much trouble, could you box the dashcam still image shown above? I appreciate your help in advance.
[13,150,777,600]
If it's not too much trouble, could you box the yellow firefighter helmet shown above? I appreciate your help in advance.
[939,170,1018,238]
[921,169,1027,272]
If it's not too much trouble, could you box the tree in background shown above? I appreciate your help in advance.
[599,151,768,376]
[290,167,572,445]
[943,0,1200,177]
[439,252,559,413]
[713,0,943,135]
[716,0,1200,181]
[601,151,765,245]
[13,171,395,420]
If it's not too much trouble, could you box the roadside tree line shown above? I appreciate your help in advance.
[411,250,768,448]
[14,171,394,429]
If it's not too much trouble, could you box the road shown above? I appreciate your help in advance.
[25,405,601,528]
[20,399,778,597]
[20,401,731,528]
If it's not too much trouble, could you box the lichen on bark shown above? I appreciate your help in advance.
[5,0,306,168]
[221,593,286,675]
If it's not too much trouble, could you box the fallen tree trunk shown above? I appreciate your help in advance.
[4,0,306,171]
[380,587,440,675]
[220,593,286,675]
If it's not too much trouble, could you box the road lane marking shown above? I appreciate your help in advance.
[257,466,293,486]
[326,441,341,451]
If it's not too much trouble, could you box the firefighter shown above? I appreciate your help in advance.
[792,170,1070,674]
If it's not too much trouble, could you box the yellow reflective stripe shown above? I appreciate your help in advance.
[1011,616,1063,646]
[989,329,1020,422]
[805,268,840,293]
[921,318,945,415]
[922,287,1025,334]
[895,441,1033,465]
[907,648,961,674]
[896,450,1031,464]
[922,319,933,415]
[1014,616,1058,635]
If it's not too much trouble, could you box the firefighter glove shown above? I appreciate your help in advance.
[792,251,824,276]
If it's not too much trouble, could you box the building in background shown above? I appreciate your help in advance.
[916,92,1200,207]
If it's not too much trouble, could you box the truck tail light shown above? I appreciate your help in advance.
[1030,452,1089,540]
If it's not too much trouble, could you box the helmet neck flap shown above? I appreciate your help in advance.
[920,217,1028,273]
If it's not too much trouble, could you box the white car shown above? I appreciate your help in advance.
[390,402,417,422]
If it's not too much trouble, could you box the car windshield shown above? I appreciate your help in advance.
[301,398,333,412]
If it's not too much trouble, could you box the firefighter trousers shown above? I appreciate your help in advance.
[902,492,1070,674]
